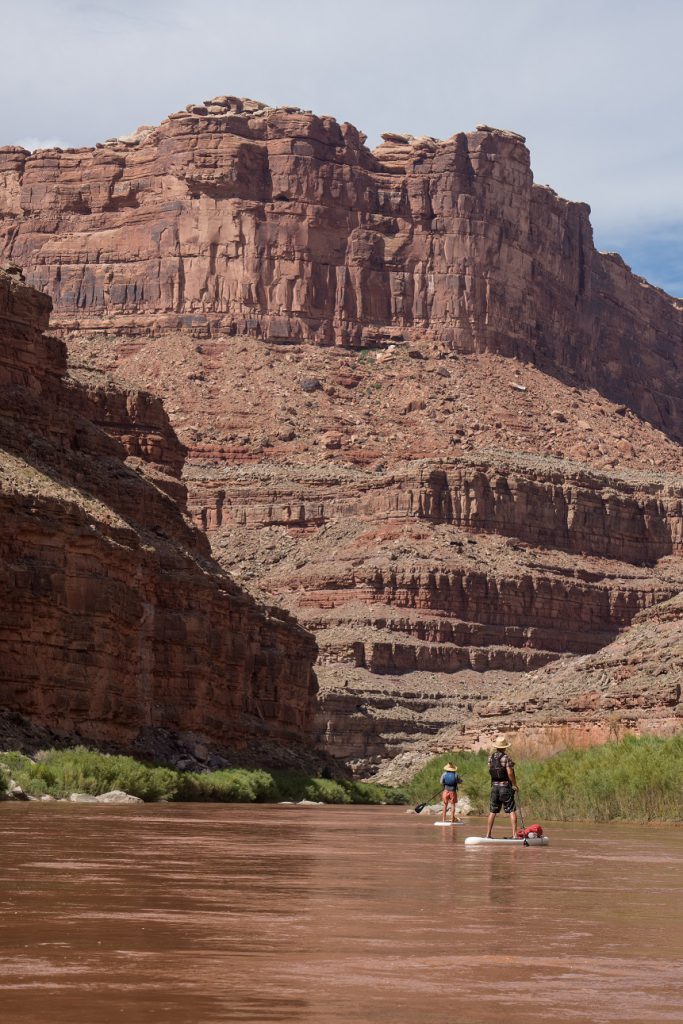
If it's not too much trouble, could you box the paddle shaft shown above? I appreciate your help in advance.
[516,790,526,830]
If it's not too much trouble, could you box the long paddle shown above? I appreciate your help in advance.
[516,790,526,830]
[414,791,441,814]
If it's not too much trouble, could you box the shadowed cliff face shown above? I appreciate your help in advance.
[0,95,682,442]
[0,269,318,758]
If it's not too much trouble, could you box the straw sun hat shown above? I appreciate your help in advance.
[493,734,510,749]
[443,762,458,771]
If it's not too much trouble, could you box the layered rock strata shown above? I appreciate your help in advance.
[3,96,682,773]
[369,593,683,785]
[499,592,683,733]
[68,330,683,771]
[0,268,317,757]
[1,97,682,442]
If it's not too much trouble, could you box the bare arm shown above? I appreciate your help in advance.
[507,766,517,789]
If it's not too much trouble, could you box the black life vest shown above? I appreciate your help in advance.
[489,751,509,783]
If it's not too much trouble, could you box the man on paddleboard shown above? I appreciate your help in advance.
[440,762,462,824]
[485,735,518,838]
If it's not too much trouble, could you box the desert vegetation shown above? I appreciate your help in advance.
[2,737,681,820]
[407,734,683,822]
[0,748,406,805]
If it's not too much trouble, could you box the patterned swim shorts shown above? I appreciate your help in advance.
[489,783,516,814]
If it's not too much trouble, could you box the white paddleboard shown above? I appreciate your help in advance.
[464,835,549,846]
[434,821,465,827]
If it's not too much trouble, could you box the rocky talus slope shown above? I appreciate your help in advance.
[71,329,683,772]
[2,96,682,772]
[368,590,683,784]
[0,268,317,762]
[516,592,683,727]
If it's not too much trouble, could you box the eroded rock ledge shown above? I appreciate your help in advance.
[67,323,683,773]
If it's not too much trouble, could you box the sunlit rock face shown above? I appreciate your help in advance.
[1,97,681,440]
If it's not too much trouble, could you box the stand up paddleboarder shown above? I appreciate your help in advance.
[440,762,462,824]
[485,735,518,838]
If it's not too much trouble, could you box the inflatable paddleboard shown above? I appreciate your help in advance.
[433,821,465,827]
[464,835,549,846]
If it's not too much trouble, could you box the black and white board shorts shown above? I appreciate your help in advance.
[489,783,516,814]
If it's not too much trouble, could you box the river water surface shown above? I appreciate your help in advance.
[0,804,681,1023]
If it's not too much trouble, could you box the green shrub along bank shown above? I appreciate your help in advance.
[5,737,680,818]
[0,748,407,805]
[407,735,683,822]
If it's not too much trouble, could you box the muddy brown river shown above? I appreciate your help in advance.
[0,804,681,1023]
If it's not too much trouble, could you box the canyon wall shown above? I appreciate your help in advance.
[318,583,683,778]
[0,96,682,441]
[0,268,317,759]
[71,329,682,772]
[2,95,682,773]
[193,459,683,565]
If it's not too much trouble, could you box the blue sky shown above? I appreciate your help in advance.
[2,0,681,296]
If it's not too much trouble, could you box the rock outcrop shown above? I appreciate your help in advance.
[321,581,683,777]
[69,329,683,772]
[0,268,318,758]
[511,591,683,733]
[2,96,682,773]
[1,98,682,442]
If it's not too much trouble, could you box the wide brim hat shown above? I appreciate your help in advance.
[443,762,457,771]
[493,734,510,748]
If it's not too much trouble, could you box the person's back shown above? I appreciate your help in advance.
[488,749,513,783]
[439,762,461,823]
[485,735,518,837]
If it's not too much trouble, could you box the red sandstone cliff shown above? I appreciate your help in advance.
[2,96,682,773]
[1,96,682,442]
[0,267,317,760]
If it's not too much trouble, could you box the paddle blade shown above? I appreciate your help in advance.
[414,792,442,814]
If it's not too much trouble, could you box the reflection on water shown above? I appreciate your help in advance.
[0,804,681,1023]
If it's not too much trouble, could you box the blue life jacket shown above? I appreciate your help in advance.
[443,771,459,789]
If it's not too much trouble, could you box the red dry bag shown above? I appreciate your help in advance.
[516,825,543,838]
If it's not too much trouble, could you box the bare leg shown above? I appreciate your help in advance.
[486,811,496,838]
[449,797,456,823]
[510,810,518,836]
[441,794,447,822]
